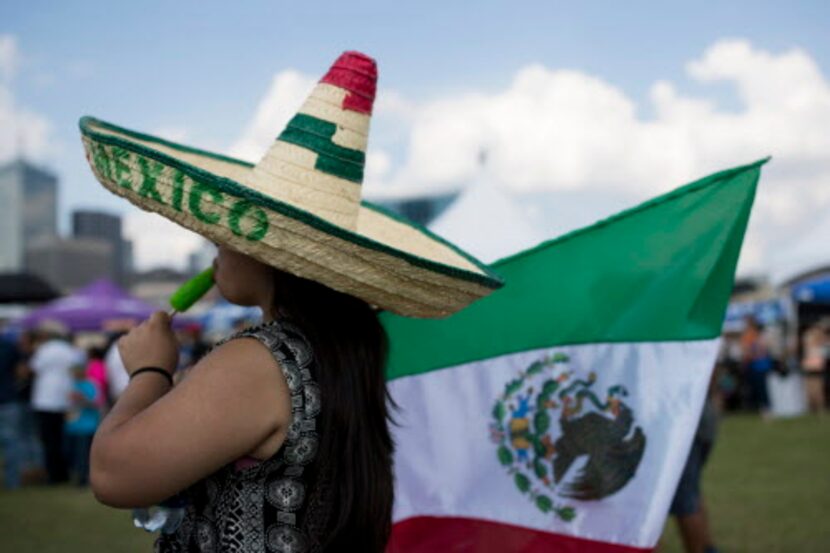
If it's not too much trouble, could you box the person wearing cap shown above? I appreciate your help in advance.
[29,320,86,484]
[83,52,502,552]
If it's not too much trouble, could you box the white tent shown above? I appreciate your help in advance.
[769,215,830,285]
[429,181,544,264]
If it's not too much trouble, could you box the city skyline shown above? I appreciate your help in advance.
[2,1,829,280]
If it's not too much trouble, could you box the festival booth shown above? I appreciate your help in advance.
[723,298,786,333]
[16,278,188,332]
[198,299,262,343]
[0,273,59,304]
[791,273,830,327]
[769,275,830,417]
[0,273,61,335]
[721,296,805,416]
[429,180,544,264]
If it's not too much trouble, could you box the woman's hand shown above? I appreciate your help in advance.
[118,311,179,375]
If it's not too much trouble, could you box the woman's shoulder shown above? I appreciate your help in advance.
[221,320,314,368]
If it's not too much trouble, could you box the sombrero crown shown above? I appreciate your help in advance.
[80,51,503,318]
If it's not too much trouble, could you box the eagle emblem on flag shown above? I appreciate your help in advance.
[489,354,647,522]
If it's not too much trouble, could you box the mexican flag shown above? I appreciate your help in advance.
[381,159,767,552]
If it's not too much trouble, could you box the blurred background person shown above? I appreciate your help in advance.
[85,346,109,411]
[740,317,773,417]
[103,331,130,404]
[0,331,22,489]
[14,331,46,484]
[667,370,720,553]
[29,321,85,484]
[65,363,100,487]
[801,320,827,415]
[176,324,209,372]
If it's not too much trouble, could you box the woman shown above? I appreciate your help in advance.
[84,51,502,552]
[85,346,109,410]
[801,321,827,414]
[29,320,85,484]
[93,247,393,551]
[740,317,773,415]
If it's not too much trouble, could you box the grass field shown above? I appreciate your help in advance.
[1,415,828,551]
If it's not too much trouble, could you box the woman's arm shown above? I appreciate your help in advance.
[90,315,291,508]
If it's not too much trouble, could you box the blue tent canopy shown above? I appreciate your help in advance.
[724,298,785,331]
[792,276,830,304]
[199,299,262,339]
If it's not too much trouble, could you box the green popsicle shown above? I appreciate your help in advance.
[169,267,215,314]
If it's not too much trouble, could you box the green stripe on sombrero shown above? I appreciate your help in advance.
[278,113,365,183]
[79,116,503,291]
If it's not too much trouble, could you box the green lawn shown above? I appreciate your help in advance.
[0,415,828,551]
[0,484,153,552]
[659,414,830,552]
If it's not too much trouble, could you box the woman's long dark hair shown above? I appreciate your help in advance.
[271,270,395,552]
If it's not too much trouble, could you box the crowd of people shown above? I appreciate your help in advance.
[0,318,225,490]
[1,313,827,493]
[663,316,828,553]
[716,317,829,417]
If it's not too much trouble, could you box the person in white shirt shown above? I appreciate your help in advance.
[29,320,86,484]
[104,334,130,400]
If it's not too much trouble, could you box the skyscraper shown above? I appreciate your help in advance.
[25,236,113,293]
[72,209,129,284]
[0,159,58,271]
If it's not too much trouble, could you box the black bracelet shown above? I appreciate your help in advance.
[130,367,174,387]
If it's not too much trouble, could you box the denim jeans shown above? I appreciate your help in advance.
[36,410,68,484]
[68,433,94,486]
[18,403,44,471]
[0,402,22,489]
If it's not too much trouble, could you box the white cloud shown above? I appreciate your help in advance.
[0,35,54,165]
[123,211,204,271]
[227,69,316,162]
[221,40,830,280]
[151,126,191,143]
[366,40,830,278]
[125,69,333,270]
[0,35,19,81]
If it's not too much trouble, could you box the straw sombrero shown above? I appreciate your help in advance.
[79,51,502,318]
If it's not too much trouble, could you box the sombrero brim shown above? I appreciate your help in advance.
[80,117,503,318]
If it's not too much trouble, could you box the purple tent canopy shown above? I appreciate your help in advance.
[17,279,179,331]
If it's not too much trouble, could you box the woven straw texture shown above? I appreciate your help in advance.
[79,52,502,318]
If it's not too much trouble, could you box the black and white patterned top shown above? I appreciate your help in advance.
[156,320,324,553]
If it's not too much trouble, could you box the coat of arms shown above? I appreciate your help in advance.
[489,353,647,521]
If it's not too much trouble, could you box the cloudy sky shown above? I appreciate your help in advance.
[2,1,828,281]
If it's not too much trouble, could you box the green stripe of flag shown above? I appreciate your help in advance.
[278,113,365,183]
[382,158,767,381]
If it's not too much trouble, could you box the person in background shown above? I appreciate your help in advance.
[66,364,100,486]
[801,321,827,414]
[740,317,773,417]
[85,346,109,411]
[667,370,720,553]
[104,331,130,403]
[0,332,22,489]
[715,337,740,412]
[15,330,45,484]
[29,320,86,484]
[177,325,209,371]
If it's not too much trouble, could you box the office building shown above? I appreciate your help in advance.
[72,209,130,285]
[0,160,58,271]
[25,236,113,293]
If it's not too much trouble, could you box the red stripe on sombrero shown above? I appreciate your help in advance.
[320,51,377,115]
[388,516,653,553]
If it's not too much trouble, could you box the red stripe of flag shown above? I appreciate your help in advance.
[388,516,654,553]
